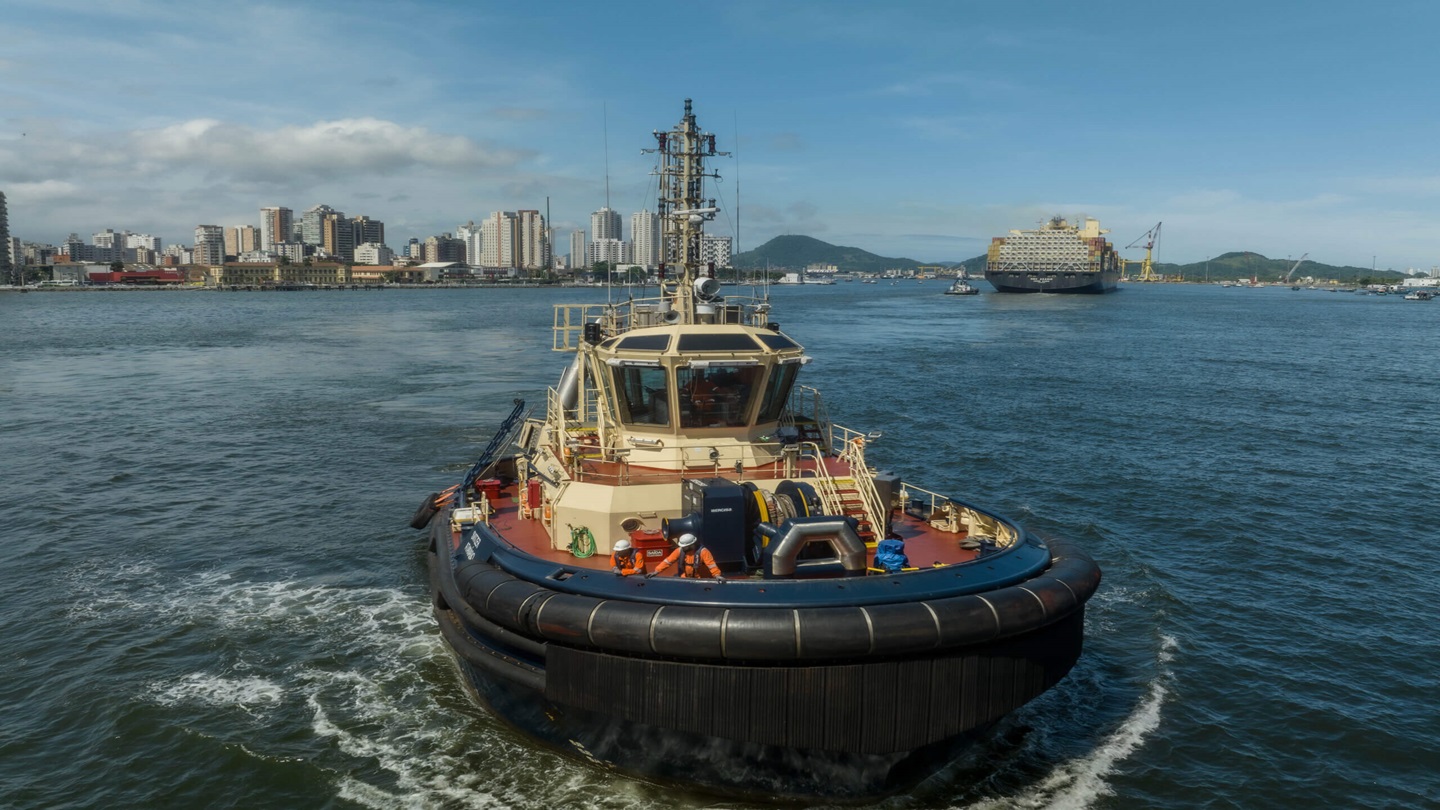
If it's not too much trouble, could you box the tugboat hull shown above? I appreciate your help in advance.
[428,517,1098,800]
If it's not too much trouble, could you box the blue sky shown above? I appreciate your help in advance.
[3,0,1439,271]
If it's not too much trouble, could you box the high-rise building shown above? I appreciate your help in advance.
[302,204,337,246]
[352,215,384,248]
[260,206,293,249]
[63,234,85,261]
[225,225,260,257]
[354,243,394,266]
[588,238,631,266]
[516,209,548,271]
[700,234,733,268]
[591,207,622,242]
[127,233,163,253]
[456,221,482,265]
[321,213,355,262]
[194,225,225,265]
[0,191,12,285]
[569,229,587,271]
[92,229,129,262]
[481,211,516,268]
[424,233,465,263]
[631,211,660,268]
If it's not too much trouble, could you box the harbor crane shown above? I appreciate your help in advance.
[1124,222,1163,282]
[1284,253,1309,285]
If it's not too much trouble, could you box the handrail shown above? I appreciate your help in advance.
[900,482,1017,548]
[836,432,888,542]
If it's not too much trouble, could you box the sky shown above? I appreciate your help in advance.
[4,0,1440,272]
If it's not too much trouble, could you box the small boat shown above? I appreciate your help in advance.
[1404,289,1434,301]
[415,99,1100,802]
[945,277,979,296]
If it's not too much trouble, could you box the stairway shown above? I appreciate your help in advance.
[830,476,879,547]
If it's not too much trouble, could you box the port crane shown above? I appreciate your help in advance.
[1124,222,1163,282]
[1284,253,1309,285]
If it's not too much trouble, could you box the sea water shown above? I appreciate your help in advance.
[1,283,1436,808]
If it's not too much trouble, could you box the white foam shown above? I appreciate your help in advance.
[970,634,1177,810]
[151,673,284,715]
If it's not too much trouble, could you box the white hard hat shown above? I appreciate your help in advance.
[678,533,698,548]
[613,538,632,552]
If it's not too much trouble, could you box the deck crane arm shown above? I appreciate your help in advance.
[1284,253,1309,282]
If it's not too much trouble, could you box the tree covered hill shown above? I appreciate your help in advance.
[731,237,1408,283]
[731,235,933,275]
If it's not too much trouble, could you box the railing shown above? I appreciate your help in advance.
[835,430,888,542]
[899,482,1017,548]
[553,294,774,351]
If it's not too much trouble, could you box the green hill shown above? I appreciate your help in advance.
[731,237,1406,283]
[732,235,931,275]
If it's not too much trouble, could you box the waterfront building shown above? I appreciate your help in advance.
[569,229,587,270]
[631,210,660,268]
[193,225,225,265]
[238,249,278,263]
[260,206,293,250]
[700,234,733,268]
[591,207,622,242]
[354,242,394,266]
[0,190,12,285]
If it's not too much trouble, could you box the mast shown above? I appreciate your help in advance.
[645,98,728,323]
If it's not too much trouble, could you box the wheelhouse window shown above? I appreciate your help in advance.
[677,364,762,428]
[611,365,670,426]
[756,363,800,423]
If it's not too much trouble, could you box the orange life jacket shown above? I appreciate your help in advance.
[656,546,721,578]
[611,549,645,576]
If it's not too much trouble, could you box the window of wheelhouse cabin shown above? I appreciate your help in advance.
[756,362,800,423]
[611,365,670,426]
[677,364,762,428]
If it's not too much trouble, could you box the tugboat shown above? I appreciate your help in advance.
[945,273,980,295]
[415,99,1101,801]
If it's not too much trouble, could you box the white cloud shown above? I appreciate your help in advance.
[132,118,529,182]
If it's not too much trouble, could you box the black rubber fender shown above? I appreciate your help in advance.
[410,492,441,530]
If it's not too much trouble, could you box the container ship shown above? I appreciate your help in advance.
[412,100,1101,801]
[984,216,1121,294]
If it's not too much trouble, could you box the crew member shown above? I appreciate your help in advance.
[610,538,645,577]
[648,533,724,580]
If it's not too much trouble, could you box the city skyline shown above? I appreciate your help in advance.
[5,1,1440,271]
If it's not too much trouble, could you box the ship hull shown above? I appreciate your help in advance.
[984,269,1119,294]
[427,515,1098,801]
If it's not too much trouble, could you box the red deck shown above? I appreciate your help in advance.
[450,468,982,576]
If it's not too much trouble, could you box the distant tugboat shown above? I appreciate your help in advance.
[414,100,1101,801]
[945,273,979,295]
[985,216,1121,294]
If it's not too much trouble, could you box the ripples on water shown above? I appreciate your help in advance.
[1,285,1437,808]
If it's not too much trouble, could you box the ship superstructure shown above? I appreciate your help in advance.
[985,216,1121,294]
